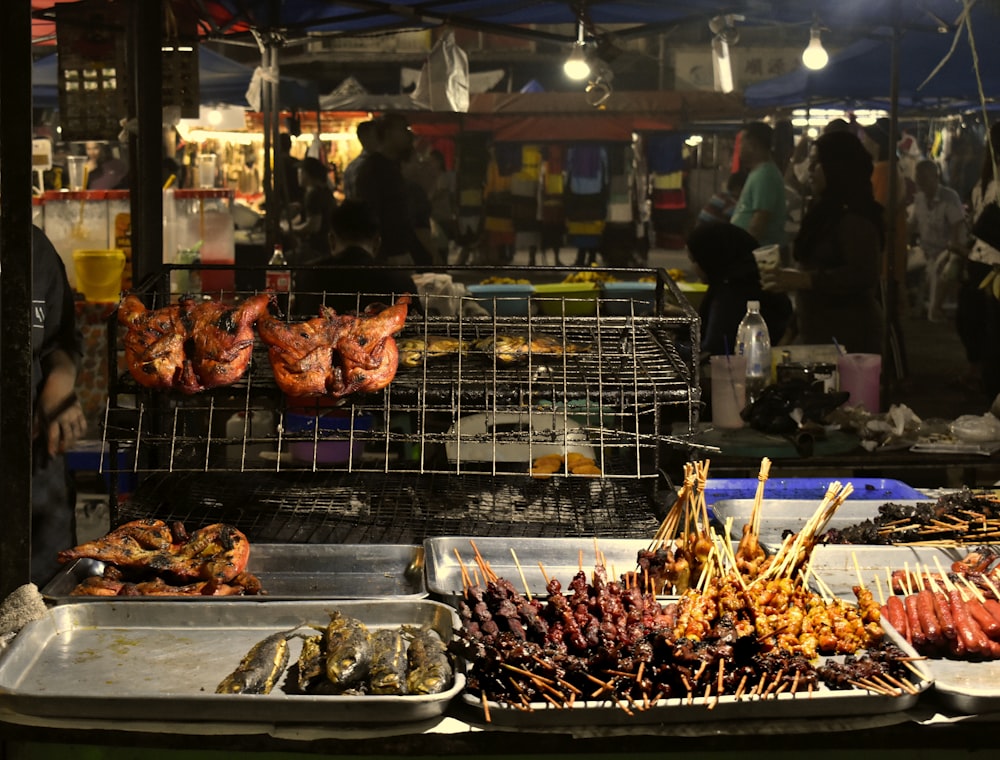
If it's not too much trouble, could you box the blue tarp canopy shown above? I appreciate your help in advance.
[202,0,975,36]
[31,45,317,109]
[744,22,1000,111]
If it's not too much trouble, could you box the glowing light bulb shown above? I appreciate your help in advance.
[207,109,223,127]
[802,27,829,70]
[563,43,591,81]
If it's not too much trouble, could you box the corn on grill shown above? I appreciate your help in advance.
[102,266,701,542]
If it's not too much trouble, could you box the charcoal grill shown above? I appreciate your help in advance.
[101,265,701,542]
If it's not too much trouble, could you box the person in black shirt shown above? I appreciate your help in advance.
[290,156,336,264]
[30,225,87,585]
[353,113,433,267]
[293,200,416,317]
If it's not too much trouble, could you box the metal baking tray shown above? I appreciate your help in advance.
[0,599,463,723]
[424,536,655,603]
[41,544,426,602]
[710,499,927,547]
[807,546,1000,714]
[456,620,930,726]
[806,545,971,600]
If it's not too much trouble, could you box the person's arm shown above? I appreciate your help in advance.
[36,348,86,457]
[746,209,772,243]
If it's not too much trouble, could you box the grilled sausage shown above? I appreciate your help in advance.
[949,590,988,655]
[933,591,957,640]
[884,596,909,642]
[904,593,927,648]
[916,590,942,646]
[966,597,1000,640]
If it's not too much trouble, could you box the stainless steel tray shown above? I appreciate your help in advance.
[711,499,927,547]
[807,544,971,600]
[424,536,654,602]
[457,621,930,726]
[0,600,462,723]
[41,543,426,601]
[808,545,1000,714]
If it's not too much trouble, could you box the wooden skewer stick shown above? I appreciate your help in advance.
[537,562,550,585]
[851,551,866,590]
[453,549,472,591]
[932,556,957,592]
[902,562,915,596]
[959,574,987,604]
[481,691,492,723]
[883,673,919,696]
[510,548,532,602]
[979,571,1000,601]
[735,674,748,700]
[874,574,886,606]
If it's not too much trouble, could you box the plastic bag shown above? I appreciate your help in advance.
[950,413,1000,443]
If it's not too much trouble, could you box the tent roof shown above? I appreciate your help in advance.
[31,45,317,109]
[31,1,986,44]
[744,18,1000,111]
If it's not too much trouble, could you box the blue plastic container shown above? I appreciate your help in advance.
[703,477,925,506]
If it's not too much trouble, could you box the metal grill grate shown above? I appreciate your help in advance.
[118,465,661,544]
[105,266,699,540]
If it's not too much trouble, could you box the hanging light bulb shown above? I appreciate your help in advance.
[802,25,829,70]
[563,21,591,81]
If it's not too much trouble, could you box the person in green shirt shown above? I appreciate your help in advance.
[730,121,788,250]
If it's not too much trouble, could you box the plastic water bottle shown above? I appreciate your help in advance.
[735,300,771,404]
[266,243,290,311]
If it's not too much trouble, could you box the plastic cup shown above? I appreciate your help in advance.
[710,355,747,429]
[837,353,882,413]
[66,155,86,190]
[752,244,780,274]
[197,154,217,188]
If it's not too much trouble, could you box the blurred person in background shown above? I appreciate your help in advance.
[353,113,433,267]
[696,170,747,228]
[763,130,884,356]
[288,156,336,264]
[958,120,1000,396]
[909,159,967,322]
[28,225,88,585]
[687,222,792,359]
[730,121,787,250]
[293,200,416,317]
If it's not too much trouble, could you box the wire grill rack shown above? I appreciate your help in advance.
[103,266,700,540]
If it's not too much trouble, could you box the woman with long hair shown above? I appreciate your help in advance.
[957,121,1000,396]
[763,130,884,355]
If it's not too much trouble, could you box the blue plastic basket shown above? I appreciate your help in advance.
[703,477,925,506]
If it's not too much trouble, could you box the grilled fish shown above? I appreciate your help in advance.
[325,610,372,689]
[397,336,467,367]
[404,627,452,695]
[368,628,408,695]
[295,633,326,693]
[472,334,584,364]
[216,628,294,695]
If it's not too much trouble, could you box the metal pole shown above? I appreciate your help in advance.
[883,2,902,406]
[127,0,163,288]
[0,0,34,597]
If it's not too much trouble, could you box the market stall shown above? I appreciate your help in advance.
[9,2,1000,757]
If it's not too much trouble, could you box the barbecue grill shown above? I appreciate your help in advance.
[101,265,701,542]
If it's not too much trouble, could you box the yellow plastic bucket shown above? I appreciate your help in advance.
[72,249,126,302]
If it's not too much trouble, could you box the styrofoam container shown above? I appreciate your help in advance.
[601,280,656,316]
[532,281,599,316]
[284,411,373,465]
[466,283,534,316]
[710,498,928,546]
[704,477,924,506]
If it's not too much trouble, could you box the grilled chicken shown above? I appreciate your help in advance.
[257,307,342,397]
[118,295,197,391]
[187,293,274,390]
[58,521,251,584]
[259,294,410,398]
[119,294,273,393]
